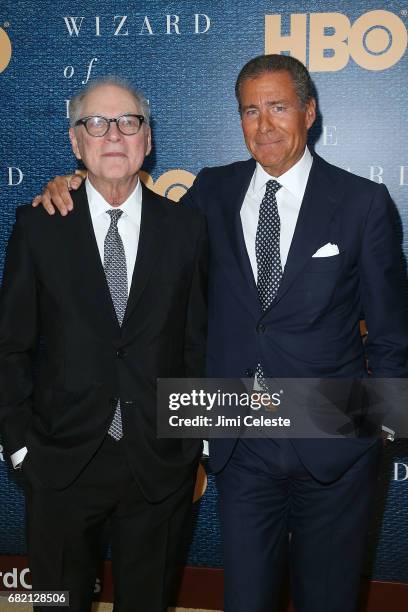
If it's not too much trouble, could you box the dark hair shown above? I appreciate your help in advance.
[235,54,315,112]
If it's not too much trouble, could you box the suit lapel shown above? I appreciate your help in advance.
[122,183,168,327]
[272,154,342,307]
[221,159,261,315]
[61,183,120,338]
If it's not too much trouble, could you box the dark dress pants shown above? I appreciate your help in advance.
[24,435,196,612]
[216,438,381,612]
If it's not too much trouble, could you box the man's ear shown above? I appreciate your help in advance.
[145,125,152,157]
[305,98,316,130]
[69,127,82,161]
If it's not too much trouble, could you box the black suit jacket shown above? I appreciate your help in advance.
[0,182,207,501]
[182,153,408,479]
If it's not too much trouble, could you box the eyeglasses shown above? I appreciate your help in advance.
[74,114,145,137]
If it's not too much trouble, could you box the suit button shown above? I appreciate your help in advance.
[244,368,254,377]
[116,348,127,359]
[257,324,266,334]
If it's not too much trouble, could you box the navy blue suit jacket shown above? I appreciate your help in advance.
[182,153,408,482]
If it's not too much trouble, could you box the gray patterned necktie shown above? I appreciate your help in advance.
[255,179,282,387]
[104,209,128,440]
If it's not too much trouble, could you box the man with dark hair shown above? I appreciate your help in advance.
[34,55,408,612]
[235,53,315,108]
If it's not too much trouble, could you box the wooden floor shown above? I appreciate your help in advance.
[0,602,221,612]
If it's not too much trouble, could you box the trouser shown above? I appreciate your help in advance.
[217,438,381,612]
[24,435,196,612]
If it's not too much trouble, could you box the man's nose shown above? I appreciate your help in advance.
[106,121,123,140]
[258,110,275,132]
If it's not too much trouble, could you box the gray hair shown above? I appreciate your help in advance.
[68,76,150,127]
[235,54,315,112]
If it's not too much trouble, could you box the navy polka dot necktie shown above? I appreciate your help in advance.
[255,179,282,386]
[256,179,282,310]
[104,209,128,441]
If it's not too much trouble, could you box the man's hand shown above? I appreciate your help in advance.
[32,169,87,216]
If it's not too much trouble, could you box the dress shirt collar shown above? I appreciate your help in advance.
[86,176,142,224]
[252,146,313,203]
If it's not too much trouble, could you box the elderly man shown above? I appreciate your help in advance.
[0,78,207,612]
[34,55,408,612]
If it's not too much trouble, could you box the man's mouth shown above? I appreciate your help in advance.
[256,139,283,146]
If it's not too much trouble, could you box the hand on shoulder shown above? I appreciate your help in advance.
[31,169,87,216]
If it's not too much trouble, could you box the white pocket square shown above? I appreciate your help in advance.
[312,242,340,257]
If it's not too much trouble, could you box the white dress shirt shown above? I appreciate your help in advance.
[11,177,142,468]
[240,147,313,280]
[242,147,312,393]
[86,177,142,293]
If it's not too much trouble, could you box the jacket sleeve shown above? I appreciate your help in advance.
[0,207,38,454]
[180,168,210,215]
[183,214,208,378]
[359,184,408,376]
[359,184,408,435]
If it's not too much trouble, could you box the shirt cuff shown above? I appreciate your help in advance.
[11,447,28,469]
[381,425,395,441]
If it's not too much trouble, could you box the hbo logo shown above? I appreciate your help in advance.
[265,10,407,71]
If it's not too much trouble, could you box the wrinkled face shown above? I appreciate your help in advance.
[69,84,151,184]
[239,70,316,176]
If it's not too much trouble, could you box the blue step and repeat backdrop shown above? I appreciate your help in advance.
[0,0,407,586]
